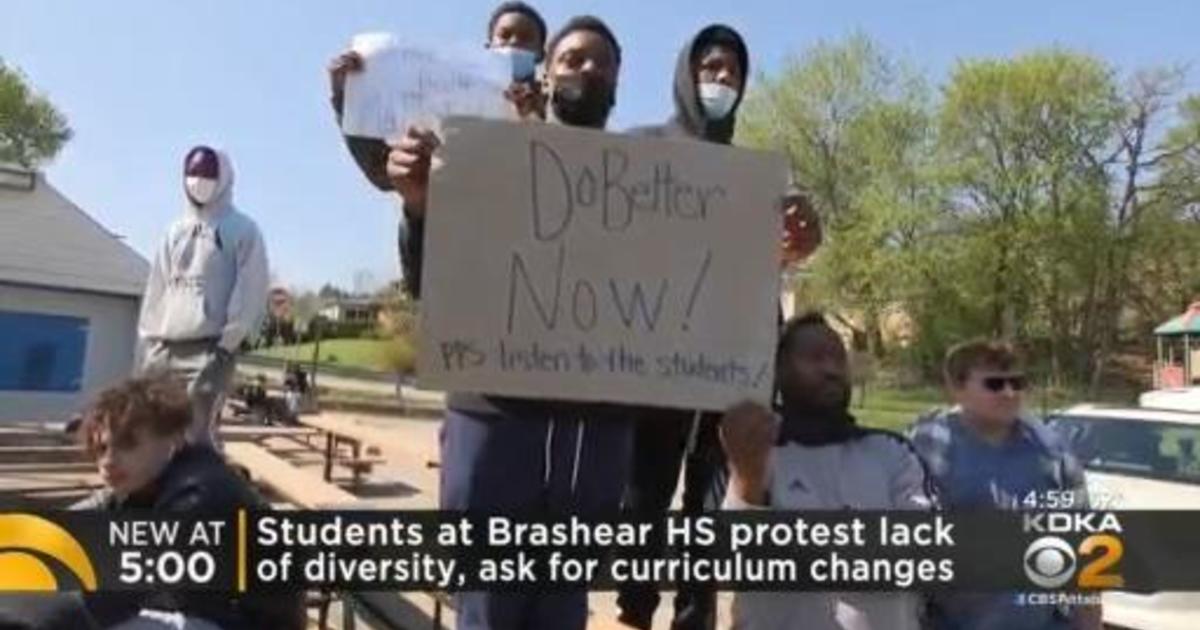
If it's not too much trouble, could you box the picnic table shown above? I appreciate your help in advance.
[296,415,427,485]
[222,442,358,509]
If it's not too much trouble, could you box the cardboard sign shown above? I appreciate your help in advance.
[417,117,788,411]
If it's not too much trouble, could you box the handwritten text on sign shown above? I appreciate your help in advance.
[417,118,788,410]
[340,34,510,139]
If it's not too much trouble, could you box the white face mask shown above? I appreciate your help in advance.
[185,176,219,205]
[489,46,538,82]
[698,82,738,120]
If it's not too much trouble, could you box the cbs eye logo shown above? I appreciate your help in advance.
[0,514,97,592]
[1023,534,1124,589]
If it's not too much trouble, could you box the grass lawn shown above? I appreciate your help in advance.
[852,382,1138,433]
[249,344,1136,432]
[852,385,944,431]
[254,338,391,371]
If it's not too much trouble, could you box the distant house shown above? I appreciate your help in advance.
[268,286,293,321]
[0,167,149,422]
[318,296,382,325]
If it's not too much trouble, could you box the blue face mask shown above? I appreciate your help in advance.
[489,46,538,82]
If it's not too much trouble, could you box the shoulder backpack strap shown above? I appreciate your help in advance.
[908,409,954,483]
[1021,418,1071,489]
[859,428,943,509]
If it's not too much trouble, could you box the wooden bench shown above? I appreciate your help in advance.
[221,443,440,629]
[219,425,320,441]
[0,472,103,496]
[0,425,73,448]
[222,442,358,509]
[0,462,94,474]
[587,617,636,630]
[341,455,388,485]
[342,590,445,630]
[221,442,364,629]
[0,445,88,464]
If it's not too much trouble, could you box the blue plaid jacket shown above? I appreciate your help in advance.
[908,407,1088,509]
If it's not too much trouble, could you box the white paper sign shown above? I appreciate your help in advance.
[417,117,789,411]
[340,33,513,139]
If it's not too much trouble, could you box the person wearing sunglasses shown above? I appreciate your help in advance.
[908,340,1100,630]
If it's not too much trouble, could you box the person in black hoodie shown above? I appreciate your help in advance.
[615,24,749,630]
[386,16,629,630]
[64,376,302,630]
[628,24,747,143]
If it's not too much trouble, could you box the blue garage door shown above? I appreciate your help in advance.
[0,310,89,392]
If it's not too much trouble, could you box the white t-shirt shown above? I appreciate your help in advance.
[724,432,933,630]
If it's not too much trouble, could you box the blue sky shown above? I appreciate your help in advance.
[3,0,1196,291]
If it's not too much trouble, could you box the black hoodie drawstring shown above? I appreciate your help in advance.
[543,417,556,490]
[570,418,586,495]
[544,416,589,499]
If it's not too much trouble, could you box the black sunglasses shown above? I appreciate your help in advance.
[982,375,1027,392]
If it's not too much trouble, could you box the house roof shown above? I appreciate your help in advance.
[0,169,148,298]
[1155,303,1200,337]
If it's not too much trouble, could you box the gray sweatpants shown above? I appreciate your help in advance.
[140,339,236,447]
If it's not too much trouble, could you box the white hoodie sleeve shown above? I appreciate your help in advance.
[219,223,269,352]
[137,233,172,343]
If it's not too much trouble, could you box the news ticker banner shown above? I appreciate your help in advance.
[1,511,1198,594]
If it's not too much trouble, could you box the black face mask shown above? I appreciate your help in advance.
[549,74,615,128]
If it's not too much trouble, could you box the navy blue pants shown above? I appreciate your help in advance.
[616,412,724,630]
[440,407,633,630]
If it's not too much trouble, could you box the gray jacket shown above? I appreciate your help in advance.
[725,429,935,630]
[138,149,269,352]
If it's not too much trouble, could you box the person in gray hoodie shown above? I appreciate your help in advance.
[137,145,269,447]
[720,312,935,630]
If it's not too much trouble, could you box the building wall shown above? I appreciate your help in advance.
[0,282,139,422]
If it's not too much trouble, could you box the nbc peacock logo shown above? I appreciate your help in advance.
[0,514,97,592]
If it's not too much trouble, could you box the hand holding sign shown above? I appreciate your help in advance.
[386,126,442,215]
[328,50,364,102]
[504,82,546,121]
[720,401,778,506]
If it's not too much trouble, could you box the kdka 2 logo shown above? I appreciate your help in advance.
[1022,513,1124,590]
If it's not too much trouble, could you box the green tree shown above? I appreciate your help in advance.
[0,61,71,167]
[1125,94,1200,338]
[738,33,942,356]
[938,50,1130,384]
[1081,68,1193,392]
[936,53,1200,390]
[376,283,419,379]
[317,283,350,301]
[742,37,1200,391]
